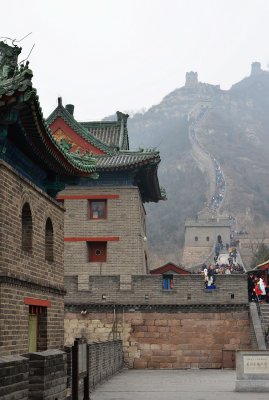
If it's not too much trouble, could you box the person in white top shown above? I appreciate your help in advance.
[259,277,266,303]
[203,267,208,287]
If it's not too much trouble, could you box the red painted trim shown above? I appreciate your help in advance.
[88,241,107,262]
[57,194,119,200]
[50,117,105,155]
[64,237,119,242]
[24,297,51,307]
[89,199,107,220]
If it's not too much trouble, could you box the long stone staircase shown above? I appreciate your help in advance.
[259,304,269,348]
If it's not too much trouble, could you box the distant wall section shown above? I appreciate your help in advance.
[182,217,231,268]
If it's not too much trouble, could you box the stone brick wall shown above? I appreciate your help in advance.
[0,350,67,400]
[0,355,29,400]
[184,225,230,247]
[26,350,67,400]
[181,246,212,267]
[0,284,64,356]
[0,161,64,284]
[182,223,230,267]
[88,340,123,389]
[64,274,250,370]
[64,274,248,306]
[59,186,148,276]
[0,161,65,355]
[64,306,251,369]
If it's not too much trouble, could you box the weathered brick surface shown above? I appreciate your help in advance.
[64,308,251,369]
[65,274,248,305]
[182,222,230,267]
[0,161,65,355]
[88,340,123,389]
[0,355,29,400]
[26,350,67,400]
[60,186,148,276]
[0,284,64,356]
[0,161,64,284]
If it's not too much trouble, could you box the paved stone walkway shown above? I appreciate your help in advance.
[91,369,269,400]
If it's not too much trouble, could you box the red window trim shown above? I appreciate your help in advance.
[64,236,119,242]
[56,194,119,200]
[88,241,107,262]
[24,297,51,307]
[89,199,107,220]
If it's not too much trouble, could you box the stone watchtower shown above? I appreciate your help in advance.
[182,213,231,269]
[250,62,262,76]
[185,71,199,88]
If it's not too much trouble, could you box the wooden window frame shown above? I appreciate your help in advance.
[89,200,107,220]
[88,241,107,262]
[162,274,174,290]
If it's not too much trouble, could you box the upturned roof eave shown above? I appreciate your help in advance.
[0,85,97,176]
[47,104,114,155]
[23,96,97,176]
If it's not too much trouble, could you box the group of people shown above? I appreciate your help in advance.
[248,274,267,303]
[189,109,225,214]
[200,262,244,289]
[210,159,225,211]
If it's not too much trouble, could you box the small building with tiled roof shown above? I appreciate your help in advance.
[47,99,165,279]
[150,262,191,290]
[150,262,191,275]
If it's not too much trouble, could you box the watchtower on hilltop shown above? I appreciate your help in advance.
[185,71,199,88]
[251,62,262,76]
[182,213,231,269]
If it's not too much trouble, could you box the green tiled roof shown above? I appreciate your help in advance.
[0,41,165,201]
[47,100,165,201]
[0,41,97,177]
[67,149,161,172]
[47,101,160,171]
[80,111,129,150]
[47,101,114,155]
[81,121,122,148]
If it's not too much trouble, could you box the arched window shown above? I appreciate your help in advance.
[195,236,198,242]
[206,236,210,242]
[45,218,54,262]
[22,203,33,252]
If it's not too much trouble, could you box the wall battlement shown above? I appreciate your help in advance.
[64,274,248,307]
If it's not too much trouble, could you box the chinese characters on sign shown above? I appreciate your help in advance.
[243,356,269,374]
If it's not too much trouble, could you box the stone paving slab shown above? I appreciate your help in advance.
[91,369,269,400]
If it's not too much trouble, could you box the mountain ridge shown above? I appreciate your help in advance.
[124,63,269,268]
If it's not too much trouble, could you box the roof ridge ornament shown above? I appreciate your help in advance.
[116,111,129,123]
[0,41,22,80]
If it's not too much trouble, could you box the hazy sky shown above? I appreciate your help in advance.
[2,0,269,120]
